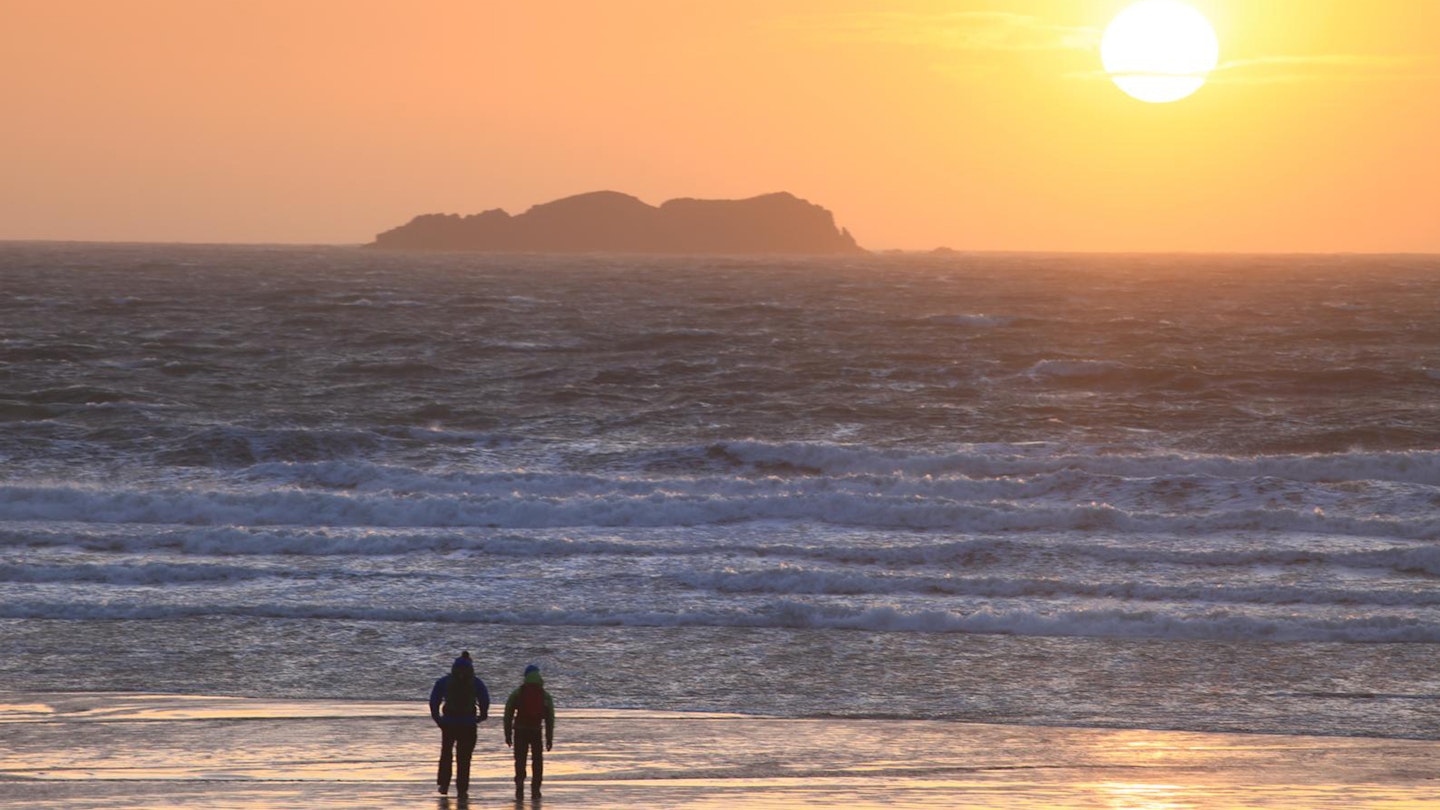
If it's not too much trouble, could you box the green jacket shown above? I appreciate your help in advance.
[503,669,555,746]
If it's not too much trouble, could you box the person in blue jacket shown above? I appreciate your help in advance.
[429,651,490,797]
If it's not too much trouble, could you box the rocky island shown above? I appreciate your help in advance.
[369,191,864,254]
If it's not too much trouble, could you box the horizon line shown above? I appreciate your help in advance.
[1,237,1437,259]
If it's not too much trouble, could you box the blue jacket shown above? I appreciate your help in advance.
[430,674,491,726]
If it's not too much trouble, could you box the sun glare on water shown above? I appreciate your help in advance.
[1101,0,1219,103]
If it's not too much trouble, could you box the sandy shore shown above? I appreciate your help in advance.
[2,692,1437,808]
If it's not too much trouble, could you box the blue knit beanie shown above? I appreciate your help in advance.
[453,651,473,669]
[523,664,540,676]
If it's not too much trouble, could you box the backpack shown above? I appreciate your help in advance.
[515,682,546,726]
[445,671,477,717]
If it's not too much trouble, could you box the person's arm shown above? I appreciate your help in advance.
[544,691,556,750]
[475,677,490,722]
[503,689,518,746]
[429,678,445,727]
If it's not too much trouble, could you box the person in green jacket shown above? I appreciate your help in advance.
[503,664,555,800]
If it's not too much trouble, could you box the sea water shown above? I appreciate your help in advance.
[1,243,1437,740]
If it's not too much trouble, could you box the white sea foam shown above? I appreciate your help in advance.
[711,441,1440,486]
[0,474,1434,539]
[0,561,271,585]
[5,516,1439,581]
[3,599,1436,643]
[1026,359,1129,379]
[679,566,1440,607]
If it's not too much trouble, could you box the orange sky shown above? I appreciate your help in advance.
[2,0,1437,252]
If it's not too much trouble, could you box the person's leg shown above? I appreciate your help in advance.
[513,730,530,796]
[437,726,455,793]
[454,725,477,795]
[531,730,544,795]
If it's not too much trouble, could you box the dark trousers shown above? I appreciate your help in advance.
[438,723,478,794]
[513,727,544,789]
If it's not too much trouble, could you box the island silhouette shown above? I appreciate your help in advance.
[369,191,863,254]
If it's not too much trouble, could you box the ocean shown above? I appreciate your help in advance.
[2,242,1438,741]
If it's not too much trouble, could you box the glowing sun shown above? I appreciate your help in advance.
[1101,0,1219,103]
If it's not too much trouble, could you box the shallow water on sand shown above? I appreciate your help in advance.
[3,694,1437,809]
[4,618,1440,741]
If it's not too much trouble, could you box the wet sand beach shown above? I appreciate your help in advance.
[2,693,1437,808]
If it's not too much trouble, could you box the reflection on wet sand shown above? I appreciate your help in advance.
[2,693,1436,808]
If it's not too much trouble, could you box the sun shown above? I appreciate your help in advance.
[1101,0,1219,103]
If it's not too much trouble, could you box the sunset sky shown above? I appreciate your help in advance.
[3,0,1437,252]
